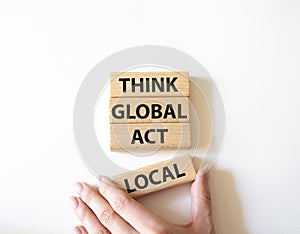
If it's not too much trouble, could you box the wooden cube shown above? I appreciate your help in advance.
[110,71,189,97]
[110,123,191,151]
[111,154,196,197]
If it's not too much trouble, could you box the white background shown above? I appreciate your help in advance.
[1,0,300,233]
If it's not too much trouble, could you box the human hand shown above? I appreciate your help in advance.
[70,169,214,234]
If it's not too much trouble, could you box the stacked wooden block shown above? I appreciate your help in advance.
[110,71,191,151]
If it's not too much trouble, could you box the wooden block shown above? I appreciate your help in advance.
[110,71,189,97]
[110,97,190,123]
[110,123,191,151]
[111,154,196,197]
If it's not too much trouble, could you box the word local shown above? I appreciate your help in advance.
[112,154,195,197]
[123,163,186,193]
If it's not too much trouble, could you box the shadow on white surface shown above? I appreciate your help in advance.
[211,167,248,234]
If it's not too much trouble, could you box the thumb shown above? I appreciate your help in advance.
[190,167,214,231]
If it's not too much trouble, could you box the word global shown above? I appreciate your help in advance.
[111,103,188,120]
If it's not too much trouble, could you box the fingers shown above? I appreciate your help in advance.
[97,176,175,234]
[190,168,214,233]
[70,196,109,234]
[73,182,137,234]
[73,225,88,234]
[71,173,214,234]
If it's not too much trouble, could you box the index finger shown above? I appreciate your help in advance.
[97,176,175,234]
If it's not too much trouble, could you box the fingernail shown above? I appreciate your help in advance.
[97,176,117,187]
[198,165,210,178]
[73,227,82,234]
[74,182,83,195]
[204,169,210,181]
[70,197,78,209]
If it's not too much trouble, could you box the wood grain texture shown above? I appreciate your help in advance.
[110,97,190,123]
[110,71,189,97]
[111,154,196,197]
[110,123,191,151]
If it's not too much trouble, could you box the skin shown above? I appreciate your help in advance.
[70,169,215,234]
